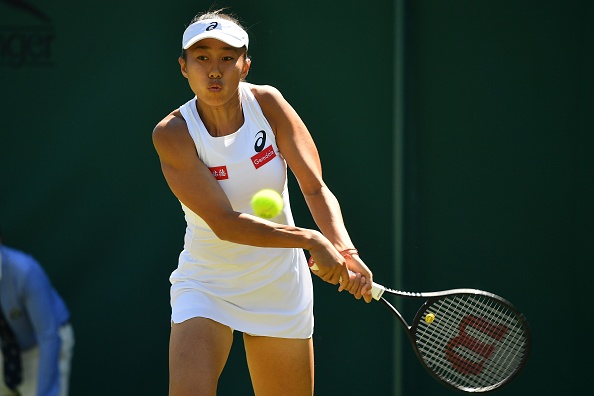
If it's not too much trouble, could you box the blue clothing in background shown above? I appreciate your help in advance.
[0,245,70,396]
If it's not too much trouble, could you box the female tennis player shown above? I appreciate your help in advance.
[152,9,373,396]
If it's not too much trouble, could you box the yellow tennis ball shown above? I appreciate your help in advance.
[251,189,283,219]
[425,313,435,324]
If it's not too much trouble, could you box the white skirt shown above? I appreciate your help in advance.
[170,248,314,339]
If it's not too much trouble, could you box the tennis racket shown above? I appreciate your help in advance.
[309,260,531,393]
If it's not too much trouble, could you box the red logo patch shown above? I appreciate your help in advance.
[251,145,276,169]
[209,166,228,180]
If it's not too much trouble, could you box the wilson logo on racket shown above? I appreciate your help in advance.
[445,315,509,376]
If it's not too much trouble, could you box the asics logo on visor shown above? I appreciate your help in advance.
[206,22,218,31]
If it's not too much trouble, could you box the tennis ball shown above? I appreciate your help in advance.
[251,189,283,219]
[425,313,435,324]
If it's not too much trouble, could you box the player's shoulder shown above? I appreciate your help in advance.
[246,83,290,123]
[246,83,285,106]
[153,109,186,134]
[152,109,189,146]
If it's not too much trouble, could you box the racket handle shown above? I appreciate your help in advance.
[308,258,386,300]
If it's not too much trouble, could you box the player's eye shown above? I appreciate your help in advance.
[196,55,208,61]
[222,56,234,61]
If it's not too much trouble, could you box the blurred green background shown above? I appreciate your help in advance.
[0,0,591,395]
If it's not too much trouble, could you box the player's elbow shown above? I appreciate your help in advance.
[206,213,239,242]
[210,224,230,241]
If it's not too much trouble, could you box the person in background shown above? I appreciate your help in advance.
[0,226,74,396]
[153,9,373,396]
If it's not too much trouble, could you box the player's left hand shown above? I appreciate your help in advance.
[339,254,373,303]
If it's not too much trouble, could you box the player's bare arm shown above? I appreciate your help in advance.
[152,111,332,254]
[252,84,373,301]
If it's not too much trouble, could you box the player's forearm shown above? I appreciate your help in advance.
[303,186,355,251]
[212,212,330,252]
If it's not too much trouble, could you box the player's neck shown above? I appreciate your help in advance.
[196,98,244,137]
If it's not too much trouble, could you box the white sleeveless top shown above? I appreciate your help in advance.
[169,82,314,338]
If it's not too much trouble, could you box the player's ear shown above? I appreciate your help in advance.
[179,57,188,78]
[241,55,251,79]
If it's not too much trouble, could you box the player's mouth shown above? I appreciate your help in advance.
[208,83,223,92]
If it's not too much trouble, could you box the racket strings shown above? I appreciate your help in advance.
[455,297,525,386]
[417,301,515,389]
[417,296,526,388]
[414,294,529,391]
[423,296,525,387]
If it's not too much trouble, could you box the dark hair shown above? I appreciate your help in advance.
[190,8,244,27]
[180,9,248,59]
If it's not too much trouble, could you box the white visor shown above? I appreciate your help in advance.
[182,19,249,50]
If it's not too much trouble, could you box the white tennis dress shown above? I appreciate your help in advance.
[170,82,314,338]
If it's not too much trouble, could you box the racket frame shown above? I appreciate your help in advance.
[377,285,532,393]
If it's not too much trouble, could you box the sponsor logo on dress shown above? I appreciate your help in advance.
[251,144,276,169]
[209,165,228,180]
